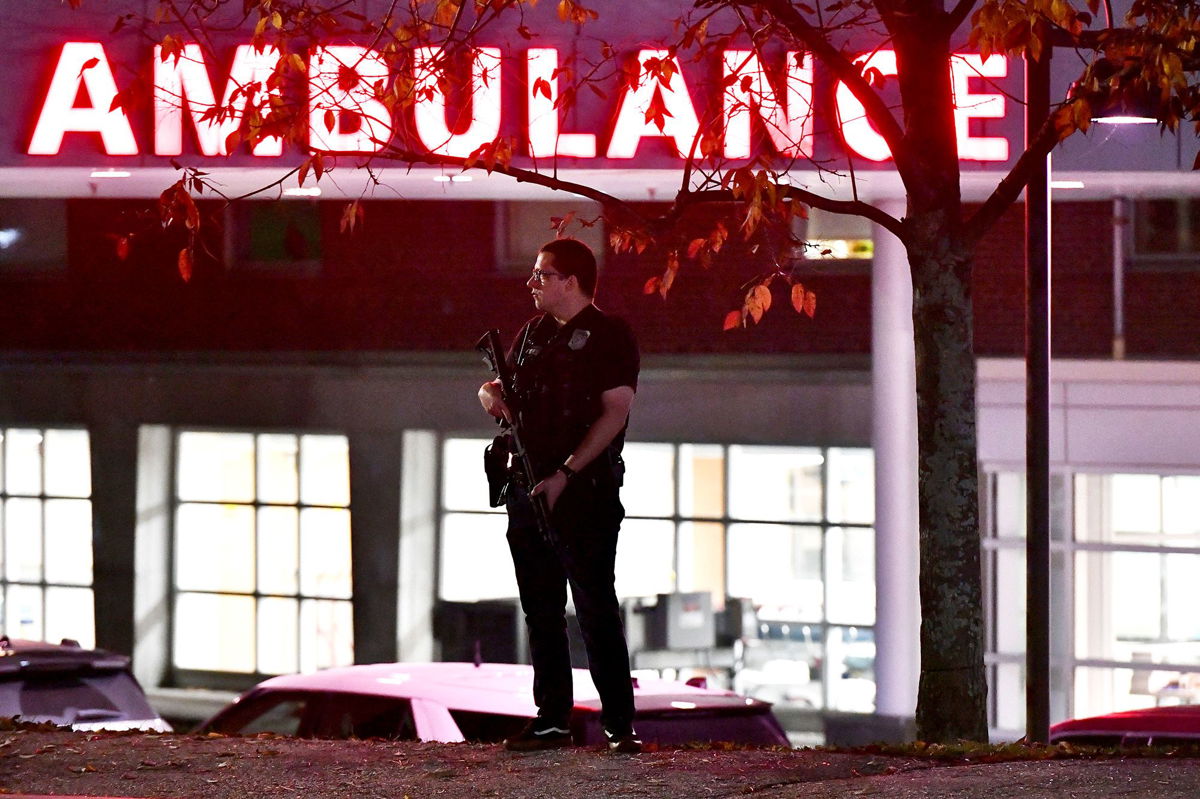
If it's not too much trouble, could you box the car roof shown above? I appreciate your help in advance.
[237,662,764,717]
[0,636,131,674]
[1051,705,1200,738]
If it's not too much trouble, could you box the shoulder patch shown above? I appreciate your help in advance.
[568,328,591,350]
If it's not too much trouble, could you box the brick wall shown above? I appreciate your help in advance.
[1,197,1197,358]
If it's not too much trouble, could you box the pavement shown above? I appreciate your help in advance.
[4,728,1200,798]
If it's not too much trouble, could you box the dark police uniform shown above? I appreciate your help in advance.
[504,303,639,736]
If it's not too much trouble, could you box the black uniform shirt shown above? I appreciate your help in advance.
[510,304,639,476]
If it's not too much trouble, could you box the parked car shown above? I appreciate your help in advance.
[196,661,789,747]
[0,636,171,732]
[1050,705,1200,747]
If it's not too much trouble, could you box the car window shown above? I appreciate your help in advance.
[237,697,308,736]
[577,705,789,747]
[6,671,155,724]
[447,709,528,743]
[310,693,417,741]
[210,691,419,741]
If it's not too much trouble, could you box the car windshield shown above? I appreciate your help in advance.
[0,670,157,725]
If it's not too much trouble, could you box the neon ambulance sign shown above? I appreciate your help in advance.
[27,41,1010,163]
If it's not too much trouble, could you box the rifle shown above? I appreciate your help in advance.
[476,328,554,542]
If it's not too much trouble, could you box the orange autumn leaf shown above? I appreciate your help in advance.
[177,248,193,282]
[722,309,743,331]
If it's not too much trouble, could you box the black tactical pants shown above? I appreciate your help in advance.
[505,479,636,736]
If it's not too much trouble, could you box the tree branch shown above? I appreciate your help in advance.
[337,146,652,227]
[946,0,978,34]
[962,115,1061,243]
[670,186,907,240]
[711,0,910,169]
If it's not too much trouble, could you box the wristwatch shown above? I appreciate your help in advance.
[557,464,577,481]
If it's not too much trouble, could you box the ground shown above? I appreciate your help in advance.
[3,728,1200,798]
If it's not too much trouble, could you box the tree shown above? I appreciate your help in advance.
[70,0,1200,742]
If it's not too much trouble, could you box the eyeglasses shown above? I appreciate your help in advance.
[530,268,569,285]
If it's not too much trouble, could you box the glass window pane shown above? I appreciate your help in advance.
[439,512,517,601]
[43,499,93,585]
[621,443,675,518]
[300,598,353,672]
[5,498,43,582]
[735,628,824,710]
[1110,474,1162,535]
[257,596,299,675]
[993,546,1026,653]
[827,626,875,712]
[43,430,91,498]
[826,527,875,625]
[174,592,255,672]
[1074,665,1157,722]
[678,445,724,519]
[44,586,95,649]
[615,519,675,598]
[257,434,299,505]
[992,473,1026,539]
[729,446,823,522]
[5,429,43,496]
[300,435,350,507]
[826,448,874,525]
[299,508,352,598]
[175,503,255,593]
[442,438,497,513]
[1165,554,1200,642]
[258,506,299,596]
[177,432,255,503]
[1162,476,1200,538]
[677,522,724,603]
[1075,551,1170,661]
[5,583,43,641]
[727,523,822,618]
[991,662,1026,732]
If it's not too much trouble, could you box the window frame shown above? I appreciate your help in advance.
[0,426,95,648]
[166,427,354,691]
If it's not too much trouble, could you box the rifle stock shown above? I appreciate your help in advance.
[476,328,554,541]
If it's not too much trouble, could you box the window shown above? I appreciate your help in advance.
[982,469,1200,733]
[1132,198,1200,269]
[0,200,68,275]
[437,438,876,712]
[171,431,353,681]
[493,201,606,274]
[0,428,94,647]
[227,201,322,275]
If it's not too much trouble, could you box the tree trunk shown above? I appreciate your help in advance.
[909,233,989,743]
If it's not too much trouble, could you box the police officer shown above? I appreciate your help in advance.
[478,238,641,754]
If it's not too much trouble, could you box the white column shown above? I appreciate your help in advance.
[871,199,921,719]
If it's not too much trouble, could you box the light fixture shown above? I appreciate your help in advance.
[0,228,21,249]
[451,174,473,183]
[89,169,131,178]
[433,175,452,183]
[1049,180,1085,189]
[1092,114,1157,125]
[284,187,322,197]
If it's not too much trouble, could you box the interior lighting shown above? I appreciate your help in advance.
[433,175,452,183]
[1050,180,1085,189]
[0,229,21,249]
[283,187,322,197]
[450,174,473,182]
[89,169,131,178]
